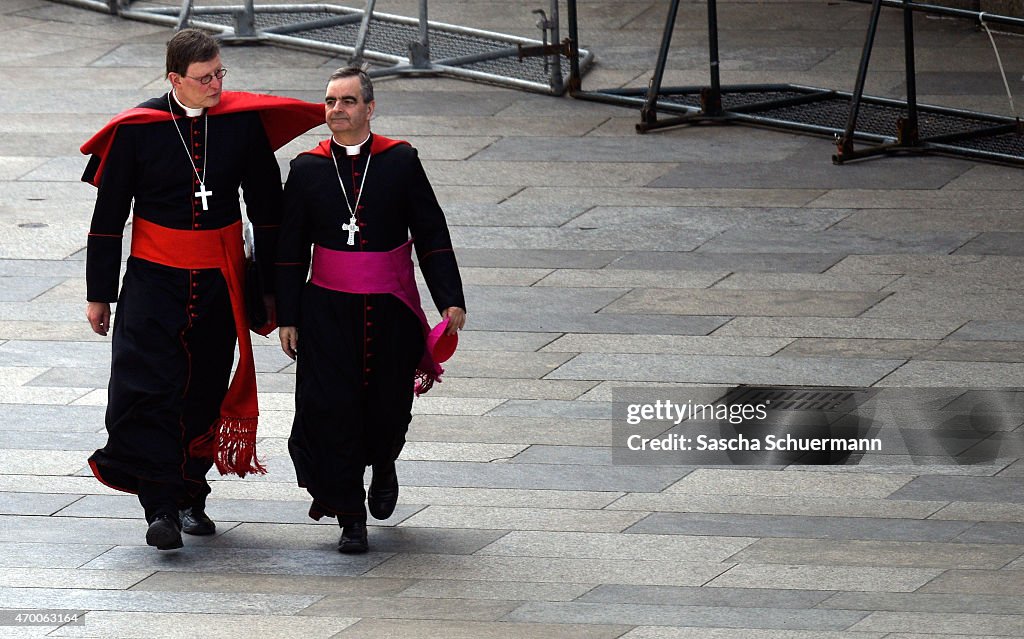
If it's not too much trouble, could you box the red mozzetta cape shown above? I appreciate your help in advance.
[299,134,408,158]
[81,90,324,186]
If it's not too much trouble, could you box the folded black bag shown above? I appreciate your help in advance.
[243,223,268,329]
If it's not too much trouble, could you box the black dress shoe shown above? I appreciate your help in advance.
[180,507,216,536]
[367,462,399,520]
[338,521,368,554]
[146,515,183,550]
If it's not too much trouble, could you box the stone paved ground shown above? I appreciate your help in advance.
[2,0,1024,637]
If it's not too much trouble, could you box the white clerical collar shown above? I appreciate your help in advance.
[171,90,204,118]
[332,133,371,156]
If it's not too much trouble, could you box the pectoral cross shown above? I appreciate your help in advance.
[194,183,213,211]
[342,214,359,246]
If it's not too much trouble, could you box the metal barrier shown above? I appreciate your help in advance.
[566,0,1024,166]
[49,0,593,95]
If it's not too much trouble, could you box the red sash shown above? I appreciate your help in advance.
[130,217,265,477]
[311,241,443,395]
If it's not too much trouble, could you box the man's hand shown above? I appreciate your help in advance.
[442,307,465,335]
[86,302,111,336]
[279,326,298,360]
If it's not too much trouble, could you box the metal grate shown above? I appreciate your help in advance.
[646,88,1024,164]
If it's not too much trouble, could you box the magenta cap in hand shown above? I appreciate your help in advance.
[427,318,458,363]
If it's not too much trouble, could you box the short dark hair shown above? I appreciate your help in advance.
[327,67,374,103]
[166,29,220,77]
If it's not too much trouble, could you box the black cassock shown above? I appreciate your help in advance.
[86,94,283,513]
[277,135,465,522]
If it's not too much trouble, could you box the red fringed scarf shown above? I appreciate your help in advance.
[131,217,265,477]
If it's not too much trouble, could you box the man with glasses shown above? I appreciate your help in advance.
[276,67,465,553]
[81,29,323,550]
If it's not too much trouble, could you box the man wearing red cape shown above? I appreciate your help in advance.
[82,29,323,551]
[276,67,466,553]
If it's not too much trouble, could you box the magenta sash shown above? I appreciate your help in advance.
[310,240,442,395]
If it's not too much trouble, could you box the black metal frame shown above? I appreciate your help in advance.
[566,0,1024,166]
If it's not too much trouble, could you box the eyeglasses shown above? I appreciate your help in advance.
[185,68,228,85]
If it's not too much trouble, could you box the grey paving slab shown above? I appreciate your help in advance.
[399,486,622,510]
[0,586,322,615]
[454,331,560,352]
[730,538,1024,569]
[458,267,553,286]
[331,618,630,639]
[697,229,973,255]
[129,567,413,593]
[509,445,615,466]
[0,515,203,546]
[394,459,687,492]
[879,361,1024,387]
[651,153,970,190]
[713,272,900,292]
[572,206,854,234]
[207,522,505,555]
[540,334,792,356]
[920,340,1024,363]
[579,584,832,608]
[950,321,1024,342]
[835,208,1024,232]
[435,247,619,270]
[706,563,943,592]
[365,553,730,586]
[399,505,643,533]
[23,366,109,389]
[474,135,812,164]
[435,351,575,380]
[604,288,889,317]
[821,591,1024,614]
[429,378,596,400]
[712,317,962,339]
[487,399,611,420]
[0,339,110,368]
[0,541,111,568]
[476,531,754,562]
[508,187,823,209]
[666,468,914,498]
[81,545,390,577]
[503,601,867,631]
[535,269,726,289]
[918,569,1024,595]
[609,252,843,273]
[0,567,151,590]
[777,338,938,360]
[809,189,1023,211]
[545,353,902,386]
[849,611,1024,636]
[453,225,711,251]
[470,310,731,336]
[299,594,518,622]
[891,476,1024,504]
[396,579,593,602]
[49,610,357,639]
[626,512,972,542]
[0,275,63,301]
[616,629,885,639]
[0,492,81,515]
[0,404,105,432]
[0,430,104,451]
[0,449,90,475]
[608,493,945,520]
[409,414,614,446]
